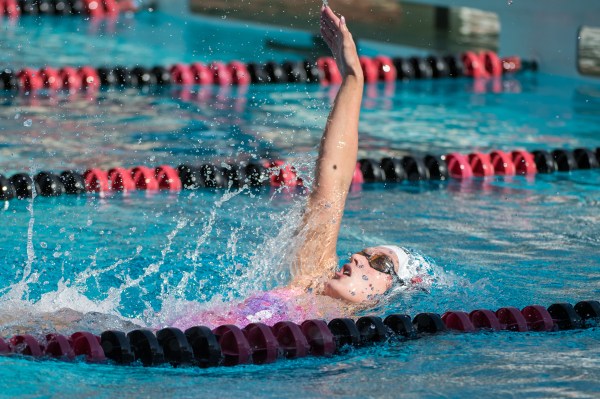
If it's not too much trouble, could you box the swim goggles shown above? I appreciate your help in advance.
[358,250,405,286]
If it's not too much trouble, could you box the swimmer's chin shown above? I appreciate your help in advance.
[323,280,363,304]
[323,281,341,299]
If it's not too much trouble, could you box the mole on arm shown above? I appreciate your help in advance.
[333,164,337,170]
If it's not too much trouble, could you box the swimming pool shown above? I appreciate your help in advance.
[1,8,600,398]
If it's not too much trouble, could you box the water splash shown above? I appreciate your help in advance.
[235,155,316,296]
[108,217,189,306]
[4,177,40,304]
[189,188,246,264]
[0,153,320,333]
[237,195,306,296]
[73,245,143,291]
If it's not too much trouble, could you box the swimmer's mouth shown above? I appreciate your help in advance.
[343,264,352,276]
[333,264,352,279]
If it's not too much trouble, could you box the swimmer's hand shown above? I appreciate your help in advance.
[320,5,363,80]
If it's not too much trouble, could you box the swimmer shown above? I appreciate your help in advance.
[17,4,431,335]
[169,4,432,331]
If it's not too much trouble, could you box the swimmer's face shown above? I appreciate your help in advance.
[323,246,399,303]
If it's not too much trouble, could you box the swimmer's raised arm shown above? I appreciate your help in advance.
[313,6,363,199]
[290,5,364,291]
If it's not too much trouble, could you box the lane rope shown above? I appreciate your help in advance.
[0,0,128,18]
[1,147,598,201]
[2,300,598,367]
[0,52,538,93]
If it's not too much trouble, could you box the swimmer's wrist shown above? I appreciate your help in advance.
[343,70,364,84]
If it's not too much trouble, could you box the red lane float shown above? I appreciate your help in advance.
[445,153,474,179]
[60,67,83,91]
[441,311,476,332]
[155,165,182,191]
[84,0,104,17]
[352,162,365,184]
[103,0,119,16]
[502,56,523,74]
[462,51,489,79]
[468,153,494,177]
[521,305,555,332]
[266,160,302,187]
[44,334,75,359]
[190,62,213,85]
[71,332,105,362]
[10,335,43,356]
[84,169,110,193]
[300,319,336,356]
[79,66,101,91]
[131,166,159,191]
[482,51,503,77]
[2,0,19,17]
[108,167,136,191]
[242,323,279,364]
[490,150,517,175]
[496,307,529,332]
[511,150,537,175]
[170,64,195,85]
[272,321,310,359]
[373,56,397,82]
[18,69,44,92]
[229,61,251,85]
[210,62,233,86]
[40,67,62,90]
[469,309,502,331]
[359,56,378,84]
[212,324,252,366]
[317,57,342,85]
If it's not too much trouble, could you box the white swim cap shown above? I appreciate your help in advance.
[379,245,412,282]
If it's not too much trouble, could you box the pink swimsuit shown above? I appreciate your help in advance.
[169,288,319,331]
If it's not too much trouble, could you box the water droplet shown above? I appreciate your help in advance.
[23,119,32,127]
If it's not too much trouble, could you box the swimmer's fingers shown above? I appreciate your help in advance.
[321,5,342,30]
[320,12,338,39]
[320,24,336,47]
[321,18,340,42]
[320,18,338,49]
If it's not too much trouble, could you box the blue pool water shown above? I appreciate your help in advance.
[1,9,600,398]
